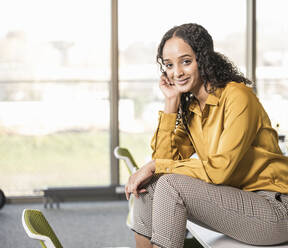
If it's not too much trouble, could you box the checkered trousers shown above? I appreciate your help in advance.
[131,174,288,248]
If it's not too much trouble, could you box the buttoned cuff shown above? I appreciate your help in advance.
[158,111,177,131]
[155,158,211,183]
[155,158,205,173]
[155,159,175,173]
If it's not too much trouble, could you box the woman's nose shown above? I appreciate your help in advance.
[174,66,184,78]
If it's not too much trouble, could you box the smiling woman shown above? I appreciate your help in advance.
[125,23,288,248]
[118,0,247,186]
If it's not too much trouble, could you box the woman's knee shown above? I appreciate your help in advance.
[154,174,187,205]
[155,174,204,194]
[154,174,210,207]
[155,174,184,189]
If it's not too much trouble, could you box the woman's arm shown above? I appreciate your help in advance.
[125,74,194,197]
[151,73,195,160]
[151,112,195,160]
[154,85,260,185]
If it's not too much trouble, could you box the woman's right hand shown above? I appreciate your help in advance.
[159,73,181,113]
[125,160,155,200]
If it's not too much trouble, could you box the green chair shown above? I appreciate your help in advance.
[114,146,139,174]
[114,146,139,229]
[22,209,63,248]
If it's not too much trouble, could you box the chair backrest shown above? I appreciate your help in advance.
[113,146,139,229]
[22,209,63,248]
[114,146,139,174]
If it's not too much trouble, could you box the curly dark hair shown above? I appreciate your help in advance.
[156,23,252,129]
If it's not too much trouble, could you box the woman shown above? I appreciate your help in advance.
[125,23,288,248]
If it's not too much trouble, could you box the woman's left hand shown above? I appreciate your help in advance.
[125,160,156,200]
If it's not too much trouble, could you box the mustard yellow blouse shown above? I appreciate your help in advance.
[151,82,288,193]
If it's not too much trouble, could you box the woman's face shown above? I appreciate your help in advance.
[162,36,202,94]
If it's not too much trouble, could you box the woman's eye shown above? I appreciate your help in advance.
[183,60,192,65]
[164,63,173,69]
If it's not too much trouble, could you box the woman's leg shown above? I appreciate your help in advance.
[132,175,161,248]
[134,232,153,248]
[132,174,189,248]
[151,174,288,247]
[134,233,160,248]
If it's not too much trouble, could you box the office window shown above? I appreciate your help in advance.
[118,0,246,183]
[257,0,288,139]
[0,0,111,195]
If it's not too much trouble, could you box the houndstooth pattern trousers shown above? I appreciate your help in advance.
[131,174,288,248]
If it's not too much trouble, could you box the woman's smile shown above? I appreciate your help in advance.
[174,77,190,85]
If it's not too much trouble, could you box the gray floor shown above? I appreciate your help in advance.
[0,200,135,248]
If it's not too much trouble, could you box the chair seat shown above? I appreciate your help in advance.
[186,221,288,248]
